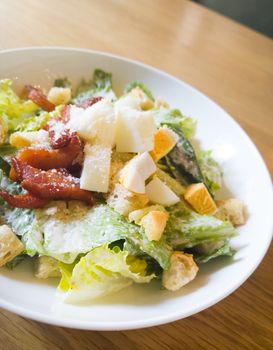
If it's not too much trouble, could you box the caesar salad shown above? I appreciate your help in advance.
[0,70,246,303]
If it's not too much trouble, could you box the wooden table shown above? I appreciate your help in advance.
[1,0,273,349]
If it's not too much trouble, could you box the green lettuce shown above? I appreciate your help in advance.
[153,108,196,139]
[15,111,50,132]
[72,69,116,104]
[58,245,154,303]
[198,150,222,194]
[9,202,171,269]
[165,203,237,249]
[54,77,71,88]
[0,79,39,132]
[123,81,154,100]
[193,241,235,263]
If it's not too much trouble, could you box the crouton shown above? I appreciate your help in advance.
[128,87,154,110]
[216,198,246,226]
[0,225,24,267]
[47,87,71,106]
[35,256,61,279]
[9,130,50,148]
[184,183,216,215]
[162,252,198,291]
[107,183,149,216]
[150,126,178,161]
[141,210,169,241]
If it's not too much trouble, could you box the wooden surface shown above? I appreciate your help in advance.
[1,0,273,349]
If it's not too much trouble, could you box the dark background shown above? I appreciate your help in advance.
[193,0,273,38]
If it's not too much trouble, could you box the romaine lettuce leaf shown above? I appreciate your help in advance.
[15,111,50,132]
[193,241,235,263]
[123,81,154,100]
[165,202,237,248]
[58,245,154,303]
[153,108,196,139]
[54,77,71,88]
[0,79,39,132]
[72,69,116,104]
[15,202,171,268]
[197,150,222,194]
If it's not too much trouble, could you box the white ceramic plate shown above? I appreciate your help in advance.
[0,47,272,330]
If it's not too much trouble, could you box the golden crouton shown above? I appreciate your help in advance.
[216,198,246,226]
[162,252,198,291]
[0,225,24,267]
[9,130,50,148]
[47,87,71,106]
[150,127,178,162]
[140,210,169,241]
[184,183,217,215]
[35,256,61,279]
[107,183,149,216]
[128,87,154,110]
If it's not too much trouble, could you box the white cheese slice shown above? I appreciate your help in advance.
[80,144,112,193]
[120,152,156,194]
[67,99,116,147]
[145,176,180,206]
[115,108,157,152]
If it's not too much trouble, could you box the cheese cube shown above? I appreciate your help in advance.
[120,152,156,194]
[47,87,71,105]
[145,177,180,206]
[0,225,24,267]
[150,126,178,161]
[141,210,169,241]
[115,95,141,111]
[115,108,157,153]
[80,144,112,193]
[184,183,217,215]
[68,100,116,147]
[9,130,50,148]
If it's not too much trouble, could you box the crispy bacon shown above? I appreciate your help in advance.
[26,85,55,112]
[49,127,71,149]
[43,105,71,131]
[0,189,49,208]
[13,132,82,171]
[78,96,102,109]
[59,104,71,123]
[12,158,94,205]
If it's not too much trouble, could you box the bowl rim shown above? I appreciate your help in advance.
[0,46,272,330]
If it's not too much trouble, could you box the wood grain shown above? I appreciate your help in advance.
[0,0,273,349]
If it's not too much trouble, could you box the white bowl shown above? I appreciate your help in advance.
[0,47,272,330]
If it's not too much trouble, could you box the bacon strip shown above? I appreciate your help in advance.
[14,132,82,170]
[0,189,49,208]
[12,158,94,205]
[48,127,71,149]
[26,85,55,112]
[78,96,102,109]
